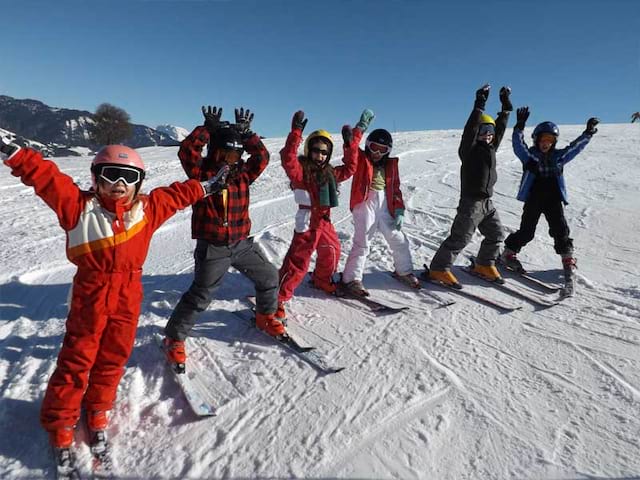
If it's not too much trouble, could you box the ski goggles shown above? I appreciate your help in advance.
[98,165,143,186]
[366,140,390,155]
[478,124,495,136]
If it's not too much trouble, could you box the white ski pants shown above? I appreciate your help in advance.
[342,189,413,283]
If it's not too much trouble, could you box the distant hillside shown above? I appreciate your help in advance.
[0,95,180,156]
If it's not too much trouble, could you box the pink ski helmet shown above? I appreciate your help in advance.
[91,145,146,191]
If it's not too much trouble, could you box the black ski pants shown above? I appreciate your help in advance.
[504,192,573,255]
[165,237,279,341]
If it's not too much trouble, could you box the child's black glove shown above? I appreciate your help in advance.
[499,87,513,112]
[202,105,224,135]
[234,108,255,140]
[291,111,308,132]
[515,107,530,130]
[342,125,353,144]
[585,117,600,136]
[474,84,490,110]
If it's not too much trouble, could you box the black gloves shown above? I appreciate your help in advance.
[0,137,19,156]
[525,160,539,175]
[474,84,490,110]
[585,117,600,136]
[292,110,308,132]
[342,125,353,144]
[234,107,254,139]
[515,106,530,130]
[202,105,225,136]
[499,87,513,112]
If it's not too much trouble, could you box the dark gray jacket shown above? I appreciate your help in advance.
[458,108,509,199]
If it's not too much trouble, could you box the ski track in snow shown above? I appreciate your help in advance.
[1,125,639,479]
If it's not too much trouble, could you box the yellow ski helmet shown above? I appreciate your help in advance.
[304,130,334,159]
[479,113,495,126]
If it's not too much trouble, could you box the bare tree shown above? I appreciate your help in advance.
[631,112,640,123]
[89,103,133,146]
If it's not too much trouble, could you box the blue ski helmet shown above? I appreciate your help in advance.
[532,122,560,142]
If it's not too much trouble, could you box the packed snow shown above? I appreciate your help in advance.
[0,123,639,479]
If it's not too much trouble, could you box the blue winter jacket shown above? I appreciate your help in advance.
[512,128,592,204]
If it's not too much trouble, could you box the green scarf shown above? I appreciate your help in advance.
[317,172,338,207]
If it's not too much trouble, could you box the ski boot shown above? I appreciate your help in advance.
[275,302,287,322]
[341,279,370,297]
[255,312,286,337]
[561,256,577,298]
[426,269,462,289]
[394,272,421,289]
[471,262,504,284]
[499,248,525,273]
[86,410,114,476]
[163,336,187,374]
[50,427,79,480]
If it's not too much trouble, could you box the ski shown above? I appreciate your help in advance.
[156,334,217,417]
[233,304,345,374]
[420,267,521,313]
[338,290,410,314]
[87,430,114,479]
[52,446,80,480]
[461,260,559,309]
[496,258,561,293]
[389,272,456,307]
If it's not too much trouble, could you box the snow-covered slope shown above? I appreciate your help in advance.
[1,124,638,479]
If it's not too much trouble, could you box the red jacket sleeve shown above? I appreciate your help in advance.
[178,126,210,180]
[3,147,85,230]
[334,127,362,183]
[280,129,304,184]
[145,179,205,231]
[242,133,270,184]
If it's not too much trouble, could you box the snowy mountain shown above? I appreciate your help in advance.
[0,124,639,479]
[0,95,179,155]
[155,124,189,142]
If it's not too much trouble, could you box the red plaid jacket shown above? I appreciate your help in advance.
[179,126,270,245]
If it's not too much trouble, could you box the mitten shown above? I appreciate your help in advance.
[585,117,600,135]
[515,106,530,130]
[356,109,375,132]
[474,84,490,110]
[291,111,308,132]
[499,86,513,112]
[394,208,404,230]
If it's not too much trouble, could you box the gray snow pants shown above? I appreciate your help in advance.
[430,197,504,271]
[165,237,279,341]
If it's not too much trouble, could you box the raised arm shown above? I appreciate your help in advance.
[557,117,599,167]
[2,145,84,230]
[511,106,533,164]
[459,85,490,160]
[280,111,306,184]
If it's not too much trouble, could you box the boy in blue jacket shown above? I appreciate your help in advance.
[501,106,599,295]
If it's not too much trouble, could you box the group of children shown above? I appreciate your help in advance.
[0,86,598,456]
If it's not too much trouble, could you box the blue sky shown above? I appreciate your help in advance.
[1,0,638,138]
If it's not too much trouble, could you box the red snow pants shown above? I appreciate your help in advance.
[40,269,143,432]
[278,219,340,303]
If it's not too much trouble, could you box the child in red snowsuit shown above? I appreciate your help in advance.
[0,140,223,452]
[276,111,362,318]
